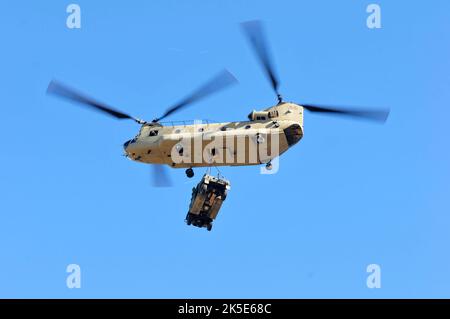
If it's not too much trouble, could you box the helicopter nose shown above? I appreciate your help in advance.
[123,138,137,153]
[123,140,131,152]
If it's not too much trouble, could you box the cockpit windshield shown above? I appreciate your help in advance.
[138,123,161,137]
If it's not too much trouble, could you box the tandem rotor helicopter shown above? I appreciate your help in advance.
[47,21,389,187]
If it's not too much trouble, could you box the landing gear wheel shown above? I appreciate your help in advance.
[207,224,213,232]
[186,168,194,178]
[265,162,273,171]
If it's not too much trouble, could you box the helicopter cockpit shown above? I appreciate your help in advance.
[137,123,162,137]
[123,124,161,150]
[123,137,137,150]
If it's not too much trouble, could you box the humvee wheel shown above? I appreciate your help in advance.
[186,168,194,178]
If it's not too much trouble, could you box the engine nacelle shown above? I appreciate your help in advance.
[247,110,279,121]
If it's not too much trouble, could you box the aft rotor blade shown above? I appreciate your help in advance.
[302,104,390,123]
[152,165,173,187]
[153,69,238,122]
[241,20,280,100]
[47,80,142,122]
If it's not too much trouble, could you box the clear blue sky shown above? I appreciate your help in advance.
[0,0,449,298]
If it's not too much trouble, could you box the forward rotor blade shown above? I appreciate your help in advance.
[152,165,173,187]
[301,104,390,123]
[47,80,141,122]
[241,20,280,99]
[153,69,238,122]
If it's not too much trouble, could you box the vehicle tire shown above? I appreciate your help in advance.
[186,168,194,178]
[207,224,212,231]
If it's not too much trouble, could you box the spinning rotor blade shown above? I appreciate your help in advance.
[152,165,173,187]
[153,69,238,123]
[301,104,390,123]
[47,80,144,123]
[241,20,281,102]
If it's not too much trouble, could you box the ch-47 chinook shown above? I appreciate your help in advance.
[47,21,389,186]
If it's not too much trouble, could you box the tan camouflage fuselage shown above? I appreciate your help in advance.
[124,102,304,168]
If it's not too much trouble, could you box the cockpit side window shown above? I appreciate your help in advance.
[149,130,159,137]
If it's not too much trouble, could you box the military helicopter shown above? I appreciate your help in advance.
[47,21,389,186]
